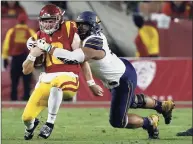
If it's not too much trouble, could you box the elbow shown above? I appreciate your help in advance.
[22,64,28,75]
[22,65,33,75]
[22,69,31,75]
[22,70,28,75]
[22,60,34,75]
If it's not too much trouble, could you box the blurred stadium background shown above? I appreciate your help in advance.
[1,1,192,144]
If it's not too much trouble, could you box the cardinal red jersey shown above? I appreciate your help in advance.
[33,21,81,75]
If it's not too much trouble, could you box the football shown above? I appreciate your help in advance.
[27,37,37,50]
[34,53,46,67]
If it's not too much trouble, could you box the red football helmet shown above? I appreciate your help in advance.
[39,4,64,34]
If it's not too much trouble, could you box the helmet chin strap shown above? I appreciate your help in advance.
[60,10,65,24]
[62,10,65,16]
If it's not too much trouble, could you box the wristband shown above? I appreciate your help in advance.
[27,54,36,62]
[87,80,95,87]
[45,43,52,52]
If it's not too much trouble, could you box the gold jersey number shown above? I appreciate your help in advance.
[46,42,64,67]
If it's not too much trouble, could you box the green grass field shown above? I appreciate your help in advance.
[2,108,192,144]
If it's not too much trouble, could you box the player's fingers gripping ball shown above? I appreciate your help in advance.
[26,37,37,50]
[37,39,52,52]
[26,37,46,66]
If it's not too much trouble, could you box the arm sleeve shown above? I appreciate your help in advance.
[53,48,85,63]
[71,33,81,50]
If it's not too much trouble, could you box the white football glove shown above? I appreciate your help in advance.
[26,37,37,50]
[37,39,52,52]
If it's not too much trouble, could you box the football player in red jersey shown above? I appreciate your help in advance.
[22,4,103,140]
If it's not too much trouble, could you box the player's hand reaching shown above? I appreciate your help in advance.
[37,39,52,52]
[90,84,104,96]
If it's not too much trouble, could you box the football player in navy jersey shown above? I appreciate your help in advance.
[37,11,175,139]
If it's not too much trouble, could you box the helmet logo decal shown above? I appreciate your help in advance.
[96,16,101,23]
[77,16,83,21]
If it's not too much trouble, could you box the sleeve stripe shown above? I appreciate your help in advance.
[85,38,103,46]
[65,21,71,38]
[86,37,102,41]
[85,40,103,46]
[86,38,102,42]
[84,37,104,50]
[84,44,102,50]
[92,37,102,40]
[85,43,102,47]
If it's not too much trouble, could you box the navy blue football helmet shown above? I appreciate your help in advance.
[76,11,101,40]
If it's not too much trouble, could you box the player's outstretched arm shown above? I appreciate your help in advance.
[81,61,104,96]
[81,61,93,81]
[36,39,105,63]
[50,47,105,62]
[81,47,105,60]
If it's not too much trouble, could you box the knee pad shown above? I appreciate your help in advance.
[131,93,146,108]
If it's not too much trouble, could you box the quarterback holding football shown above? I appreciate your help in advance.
[22,4,103,140]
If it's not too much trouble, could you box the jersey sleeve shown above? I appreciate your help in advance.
[2,28,14,59]
[70,21,78,33]
[31,31,40,40]
[29,28,36,37]
[71,33,81,50]
[84,37,104,51]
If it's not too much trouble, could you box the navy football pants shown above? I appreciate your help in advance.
[109,58,137,128]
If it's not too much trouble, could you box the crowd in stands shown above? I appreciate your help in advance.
[109,1,193,20]
[120,1,193,57]
[99,1,192,57]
